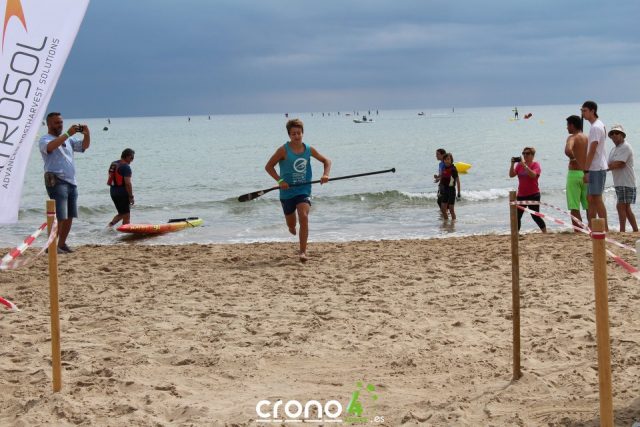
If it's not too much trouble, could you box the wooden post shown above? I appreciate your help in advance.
[509,191,521,380]
[46,200,62,392]
[591,218,613,426]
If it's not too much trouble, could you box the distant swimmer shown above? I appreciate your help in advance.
[107,118,111,124]
[188,117,191,122]
[524,113,533,119]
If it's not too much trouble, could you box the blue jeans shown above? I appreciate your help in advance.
[587,170,607,196]
[46,180,78,220]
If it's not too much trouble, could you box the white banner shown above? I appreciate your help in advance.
[0,0,89,224]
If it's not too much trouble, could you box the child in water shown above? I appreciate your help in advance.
[439,153,460,220]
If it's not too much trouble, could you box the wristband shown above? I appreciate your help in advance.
[63,132,69,138]
[277,178,284,184]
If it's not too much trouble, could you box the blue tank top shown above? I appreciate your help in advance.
[278,142,312,200]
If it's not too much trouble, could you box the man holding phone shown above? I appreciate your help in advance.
[39,112,91,253]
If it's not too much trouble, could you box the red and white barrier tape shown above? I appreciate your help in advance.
[514,204,591,235]
[513,200,591,232]
[511,201,640,280]
[0,219,58,271]
[511,201,637,253]
[606,249,640,280]
[0,295,19,312]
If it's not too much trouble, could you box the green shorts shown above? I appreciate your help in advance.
[566,170,588,211]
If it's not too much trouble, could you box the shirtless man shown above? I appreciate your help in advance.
[564,115,589,231]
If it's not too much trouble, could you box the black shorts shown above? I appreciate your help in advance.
[441,186,456,205]
[280,194,311,216]
[111,193,130,214]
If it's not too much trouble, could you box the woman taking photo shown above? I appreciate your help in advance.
[509,147,547,233]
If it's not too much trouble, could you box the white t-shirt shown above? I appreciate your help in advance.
[608,141,636,188]
[588,119,608,171]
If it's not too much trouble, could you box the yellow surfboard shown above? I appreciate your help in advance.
[454,162,472,173]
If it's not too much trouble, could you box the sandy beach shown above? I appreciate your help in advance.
[1,233,640,426]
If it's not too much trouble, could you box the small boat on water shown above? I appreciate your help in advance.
[354,115,374,123]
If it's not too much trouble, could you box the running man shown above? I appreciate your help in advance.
[265,119,332,262]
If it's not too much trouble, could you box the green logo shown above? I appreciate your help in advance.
[345,381,381,424]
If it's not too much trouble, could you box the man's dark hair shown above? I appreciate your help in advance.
[566,115,583,131]
[46,112,61,123]
[121,148,135,159]
[582,100,598,118]
[436,148,446,155]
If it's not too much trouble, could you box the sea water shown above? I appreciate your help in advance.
[1,103,639,247]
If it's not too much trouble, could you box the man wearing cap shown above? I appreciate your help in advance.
[581,100,608,230]
[607,124,638,232]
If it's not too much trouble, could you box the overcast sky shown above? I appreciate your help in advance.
[48,0,640,118]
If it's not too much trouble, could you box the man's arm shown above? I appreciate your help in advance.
[584,141,597,171]
[310,147,332,184]
[608,146,630,171]
[124,176,134,204]
[608,160,625,170]
[46,125,80,153]
[265,146,287,185]
[80,125,91,151]
[565,135,575,160]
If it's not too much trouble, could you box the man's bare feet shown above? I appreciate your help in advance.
[299,251,308,262]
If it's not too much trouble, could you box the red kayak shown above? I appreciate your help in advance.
[117,217,202,234]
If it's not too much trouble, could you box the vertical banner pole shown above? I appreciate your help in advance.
[46,200,62,392]
[509,191,521,380]
[591,219,613,426]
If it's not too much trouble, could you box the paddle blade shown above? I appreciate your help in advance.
[238,190,266,202]
[168,217,200,223]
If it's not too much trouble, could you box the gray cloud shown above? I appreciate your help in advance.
[47,0,640,117]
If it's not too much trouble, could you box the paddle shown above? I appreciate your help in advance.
[168,217,200,223]
[238,168,396,202]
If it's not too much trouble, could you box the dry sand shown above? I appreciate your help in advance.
[1,233,640,426]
